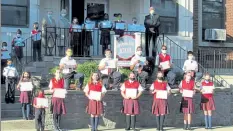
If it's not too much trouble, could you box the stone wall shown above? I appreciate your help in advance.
[45,87,233,130]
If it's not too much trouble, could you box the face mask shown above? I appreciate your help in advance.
[105,54,111,58]
[117,17,121,21]
[186,76,191,80]
[48,14,52,18]
[188,56,193,60]
[17,34,21,38]
[136,51,142,56]
[161,49,167,54]
[129,78,135,81]
[61,14,66,17]
[73,20,78,24]
[67,52,72,57]
[86,20,90,23]
[150,10,154,15]
[2,46,7,49]
[157,77,163,80]
[35,27,39,29]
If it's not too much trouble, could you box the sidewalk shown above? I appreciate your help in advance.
[2,127,233,131]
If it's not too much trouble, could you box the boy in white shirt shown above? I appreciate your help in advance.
[3,59,19,103]
[183,51,198,79]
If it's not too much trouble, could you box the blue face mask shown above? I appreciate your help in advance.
[48,14,52,18]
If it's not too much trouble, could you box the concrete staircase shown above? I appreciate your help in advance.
[219,75,233,87]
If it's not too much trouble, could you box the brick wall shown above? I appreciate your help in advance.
[192,0,199,56]
[226,0,233,42]
[45,88,233,130]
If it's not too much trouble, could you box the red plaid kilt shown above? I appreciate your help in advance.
[122,99,140,115]
[152,99,169,115]
[200,96,216,111]
[87,100,103,115]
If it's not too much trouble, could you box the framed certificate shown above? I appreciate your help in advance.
[106,60,116,68]
[36,98,49,107]
[102,21,112,28]
[72,25,82,32]
[128,24,137,32]
[53,89,67,98]
[139,57,146,64]
[156,90,168,99]
[20,82,33,91]
[33,34,41,41]
[1,51,11,59]
[116,23,125,30]
[125,89,137,98]
[160,61,170,70]
[89,91,102,101]
[202,86,214,94]
[85,23,95,30]
[182,90,194,98]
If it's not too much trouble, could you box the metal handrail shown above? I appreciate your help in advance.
[160,34,231,88]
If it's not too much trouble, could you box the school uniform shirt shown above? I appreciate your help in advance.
[84,82,106,115]
[3,65,18,78]
[150,80,170,115]
[49,78,66,114]
[84,82,107,95]
[130,55,145,71]
[99,57,114,75]
[200,81,214,99]
[182,59,198,72]
[59,57,77,74]
[120,80,144,94]
[155,53,172,69]
[149,80,171,99]
[179,80,195,91]
[1,48,11,60]
[69,24,82,33]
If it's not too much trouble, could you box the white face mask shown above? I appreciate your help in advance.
[188,56,193,60]
[16,34,21,38]
[105,54,111,58]
[161,49,167,54]
[61,14,66,17]
[2,46,7,49]
[136,51,142,56]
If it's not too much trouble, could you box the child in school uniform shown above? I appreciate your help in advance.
[33,89,46,131]
[84,72,107,131]
[121,72,144,131]
[17,71,33,120]
[179,72,196,130]
[49,69,67,131]
[150,71,171,131]
[200,73,215,129]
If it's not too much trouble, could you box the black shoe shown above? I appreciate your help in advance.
[125,128,130,131]
[187,127,191,130]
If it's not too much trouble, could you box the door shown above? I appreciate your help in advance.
[84,0,108,22]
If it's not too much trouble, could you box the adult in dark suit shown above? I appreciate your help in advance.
[144,7,160,57]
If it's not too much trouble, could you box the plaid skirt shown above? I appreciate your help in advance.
[51,97,66,115]
[19,91,31,104]
[152,99,169,115]
[87,100,103,115]
[200,96,216,111]
[180,97,195,114]
[122,99,140,115]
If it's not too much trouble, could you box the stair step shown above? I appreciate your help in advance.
[1,109,22,118]
[2,103,22,110]
[1,96,20,103]
[1,118,35,130]
[32,62,46,67]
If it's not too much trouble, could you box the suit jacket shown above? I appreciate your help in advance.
[144,14,160,35]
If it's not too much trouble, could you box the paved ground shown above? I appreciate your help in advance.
[1,118,233,131]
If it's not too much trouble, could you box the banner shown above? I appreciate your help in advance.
[115,35,135,67]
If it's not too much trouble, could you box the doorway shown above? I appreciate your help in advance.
[72,0,85,24]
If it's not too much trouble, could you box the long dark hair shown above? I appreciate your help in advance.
[20,71,31,82]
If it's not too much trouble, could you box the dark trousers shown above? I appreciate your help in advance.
[53,114,61,130]
[145,32,158,57]
[63,72,84,90]
[1,60,7,84]
[33,40,42,61]
[35,108,45,131]
[101,71,121,90]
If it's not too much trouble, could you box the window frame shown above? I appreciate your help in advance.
[202,0,226,41]
[150,0,179,35]
[1,0,30,27]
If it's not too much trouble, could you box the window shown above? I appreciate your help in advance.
[1,0,29,27]
[202,0,225,39]
[150,0,178,34]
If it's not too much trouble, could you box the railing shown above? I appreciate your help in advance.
[158,33,231,88]
[12,36,35,76]
[198,48,233,75]
[45,27,145,57]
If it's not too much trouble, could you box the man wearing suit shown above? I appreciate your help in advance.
[144,7,160,57]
